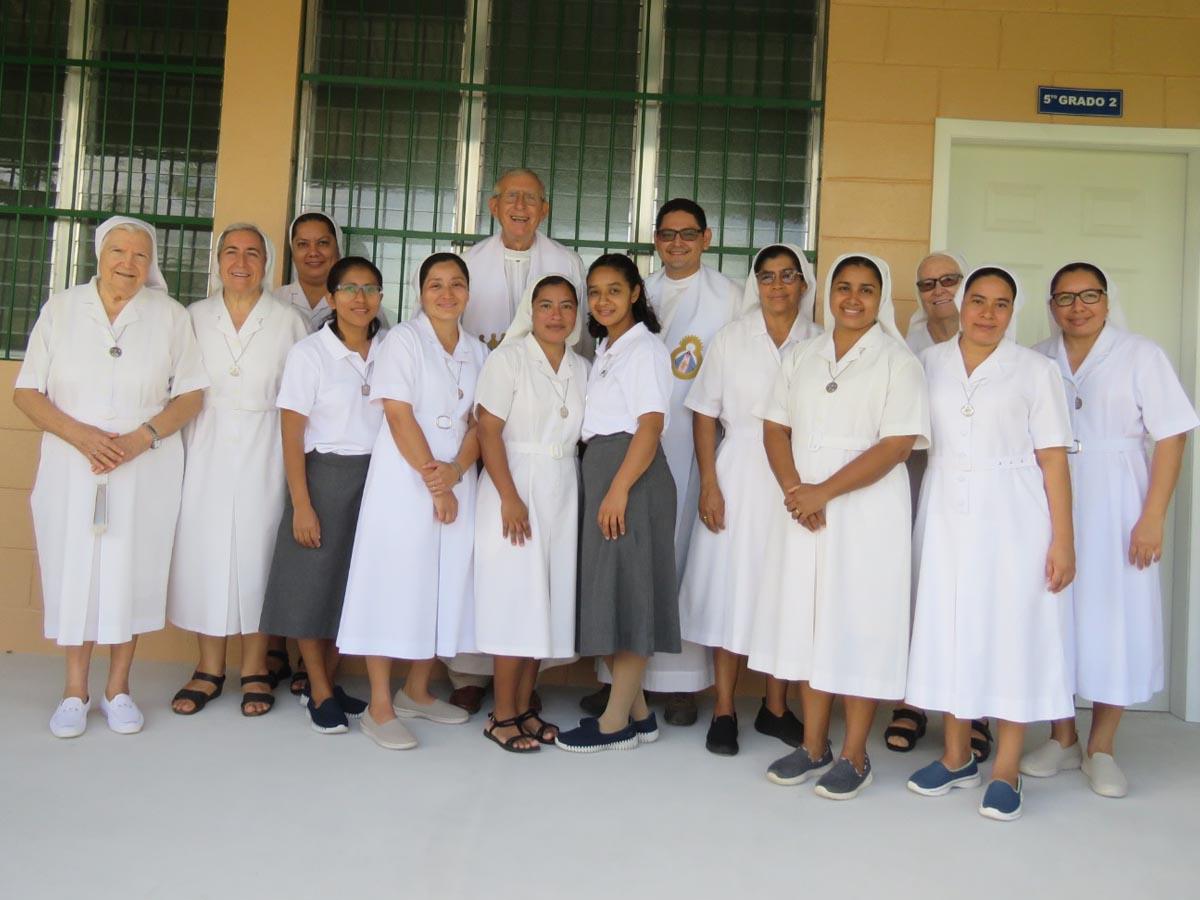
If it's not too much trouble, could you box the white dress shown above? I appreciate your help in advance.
[167,293,307,636]
[336,314,487,659]
[472,334,588,659]
[678,310,821,653]
[906,338,1076,722]
[748,324,930,699]
[16,279,209,645]
[1034,326,1199,706]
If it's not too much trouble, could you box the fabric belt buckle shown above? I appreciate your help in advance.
[550,444,563,460]
[435,415,453,430]
[1068,439,1083,455]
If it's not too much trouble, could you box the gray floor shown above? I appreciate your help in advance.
[1,652,1197,900]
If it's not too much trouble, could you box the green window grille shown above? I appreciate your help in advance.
[0,0,226,359]
[296,0,824,318]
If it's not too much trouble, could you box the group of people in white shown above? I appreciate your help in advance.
[14,167,1197,824]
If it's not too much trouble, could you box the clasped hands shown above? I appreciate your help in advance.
[421,459,462,524]
[783,480,828,532]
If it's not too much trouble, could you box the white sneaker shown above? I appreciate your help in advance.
[1082,752,1128,798]
[49,696,91,738]
[1019,739,1082,778]
[100,693,144,734]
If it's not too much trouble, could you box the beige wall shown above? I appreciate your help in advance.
[4,0,1200,678]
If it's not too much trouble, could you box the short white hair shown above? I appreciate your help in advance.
[491,168,547,201]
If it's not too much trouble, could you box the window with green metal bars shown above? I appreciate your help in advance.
[295,0,824,318]
[0,0,225,359]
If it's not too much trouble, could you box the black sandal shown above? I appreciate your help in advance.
[516,708,559,745]
[265,649,292,690]
[884,707,927,752]
[171,671,225,715]
[289,662,309,697]
[240,674,276,717]
[970,718,994,763]
[484,713,541,753]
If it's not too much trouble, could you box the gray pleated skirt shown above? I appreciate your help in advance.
[577,432,680,656]
[259,451,371,640]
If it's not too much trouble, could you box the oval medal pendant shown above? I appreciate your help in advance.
[109,346,122,358]
[229,365,240,377]
[1075,397,1083,410]
[961,404,975,417]
[435,415,453,430]
[825,381,838,393]
[559,405,568,419]
[361,384,370,397]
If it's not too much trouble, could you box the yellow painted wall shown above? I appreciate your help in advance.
[3,0,1200,678]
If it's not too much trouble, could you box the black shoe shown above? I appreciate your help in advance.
[705,714,739,756]
[753,699,804,747]
[579,684,610,717]
[663,692,698,727]
[306,697,349,734]
[333,685,367,719]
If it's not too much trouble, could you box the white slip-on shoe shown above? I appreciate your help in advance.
[99,693,144,734]
[361,712,418,750]
[1019,739,1081,778]
[392,687,469,724]
[49,696,91,738]
[1082,752,1128,798]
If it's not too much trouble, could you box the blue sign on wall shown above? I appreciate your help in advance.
[1038,86,1123,118]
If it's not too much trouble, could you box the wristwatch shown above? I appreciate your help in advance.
[142,421,161,450]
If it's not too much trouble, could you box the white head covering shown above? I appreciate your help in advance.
[94,215,168,292]
[286,210,345,283]
[499,271,585,348]
[207,222,277,296]
[740,242,817,324]
[1043,261,1128,342]
[908,249,968,337]
[408,251,471,322]
[822,252,908,349]
[952,264,1025,341]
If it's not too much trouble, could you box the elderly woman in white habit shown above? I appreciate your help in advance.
[166,222,307,718]
[13,216,208,738]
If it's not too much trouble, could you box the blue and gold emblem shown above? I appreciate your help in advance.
[671,334,703,380]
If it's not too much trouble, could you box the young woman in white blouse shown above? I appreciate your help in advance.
[167,223,307,717]
[258,256,385,735]
[1021,262,1198,798]
[906,265,1075,821]
[337,252,486,751]
[473,274,589,752]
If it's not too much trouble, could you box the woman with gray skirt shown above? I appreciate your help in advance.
[555,253,679,753]
[258,256,386,735]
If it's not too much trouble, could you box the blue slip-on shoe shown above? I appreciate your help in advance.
[766,740,834,786]
[306,697,349,734]
[814,754,874,800]
[333,685,367,719]
[907,757,981,796]
[979,778,1023,821]
[555,716,639,753]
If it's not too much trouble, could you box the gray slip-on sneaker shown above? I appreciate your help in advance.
[766,741,834,786]
[361,712,418,750]
[814,755,874,800]
[392,687,470,724]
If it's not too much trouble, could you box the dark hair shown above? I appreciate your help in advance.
[585,253,662,339]
[290,212,338,243]
[324,255,384,340]
[654,197,707,232]
[418,252,470,290]
[830,254,883,287]
[964,266,1018,302]
[530,274,578,304]
[1050,261,1107,294]
[754,244,804,274]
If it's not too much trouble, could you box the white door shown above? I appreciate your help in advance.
[947,142,1191,712]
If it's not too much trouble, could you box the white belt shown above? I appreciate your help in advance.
[508,441,572,461]
[805,435,873,453]
[929,453,1038,472]
[1067,437,1145,455]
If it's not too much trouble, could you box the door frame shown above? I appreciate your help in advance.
[930,117,1200,722]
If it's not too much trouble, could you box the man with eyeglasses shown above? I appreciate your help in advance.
[906,251,966,355]
[582,198,740,727]
[462,168,587,351]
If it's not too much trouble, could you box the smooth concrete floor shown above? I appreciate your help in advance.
[1,652,1198,900]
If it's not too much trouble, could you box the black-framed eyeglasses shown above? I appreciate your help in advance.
[756,269,805,286]
[655,228,703,242]
[335,283,382,297]
[1050,289,1106,307]
[915,273,963,292]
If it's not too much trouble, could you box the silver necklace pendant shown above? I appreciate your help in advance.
[109,346,122,358]
[825,381,838,393]
[1075,397,1083,410]
[229,365,240,377]
[361,384,370,397]
[961,404,975,418]
[559,405,568,419]
[457,388,464,400]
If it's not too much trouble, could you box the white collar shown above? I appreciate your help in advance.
[598,321,650,358]
[317,321,378,363]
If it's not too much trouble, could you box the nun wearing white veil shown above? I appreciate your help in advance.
[752,252,929,800]
[166,222,307,717]
[472,272,589,751]
[14,215,208,738]
[905,265,1075,822]
[1020,262,1198,799]
[677,243,820,756]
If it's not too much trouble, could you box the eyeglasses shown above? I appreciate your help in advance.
[654,228,703,242]
[335,283,382,297]
[756,269,806,286]
[496,190,544,206]
[1050,289,1106,307]
[915,274,963,292]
